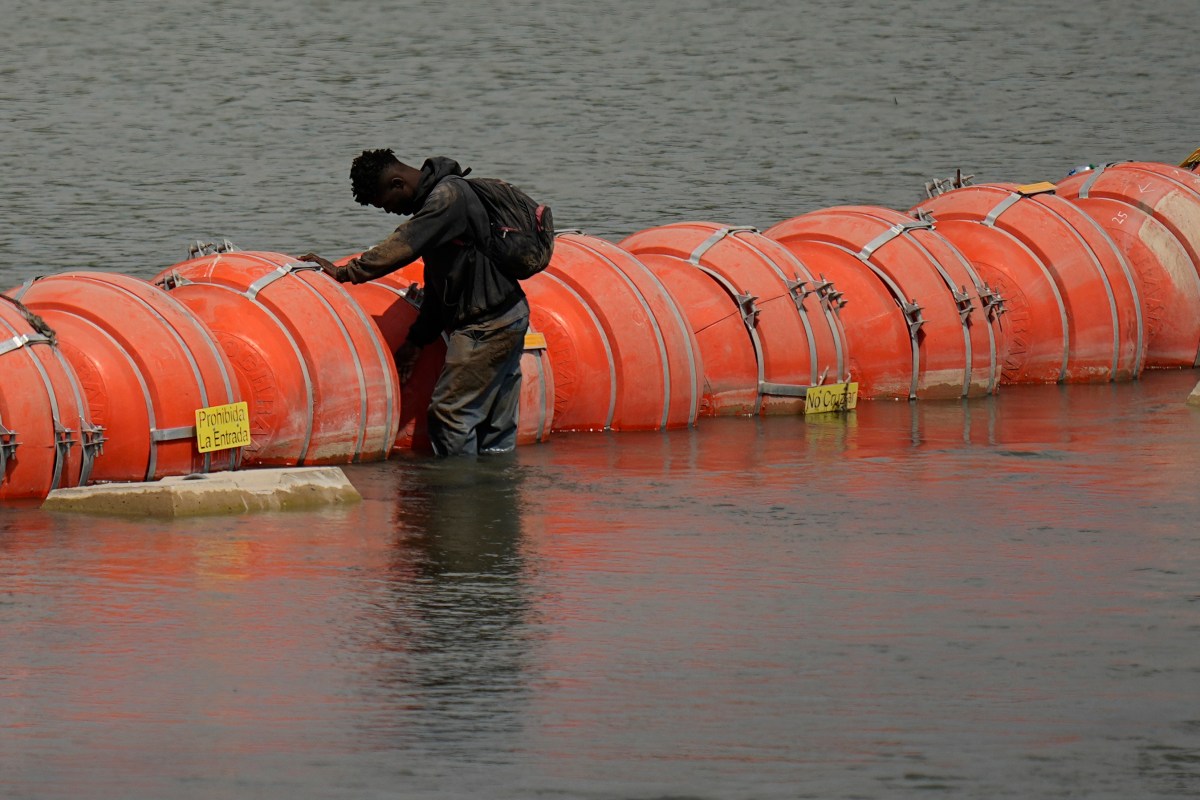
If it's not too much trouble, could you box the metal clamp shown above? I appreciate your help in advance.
[978,284,1005,320]
[784,278,811,313]
[811,275,845,311]
[79,420,106,486]
[0,421,18,478]
[403,282,425,309]
[902,300,925,337]
[188,239,239,258]
[155,270,192,291]
[858,218,933,261]
[952,286,975,323]
[735,291,760,327]
[688,226,759,265]
[50,421,78,491]
[0,332,53,359]
[924,168,975,199]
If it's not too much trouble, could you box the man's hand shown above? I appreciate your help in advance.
[395,341,421,385]
[298,252,343,281]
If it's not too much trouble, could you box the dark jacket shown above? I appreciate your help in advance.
[337,157,525,347]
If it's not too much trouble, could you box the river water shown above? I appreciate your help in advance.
[3,1,1200,798]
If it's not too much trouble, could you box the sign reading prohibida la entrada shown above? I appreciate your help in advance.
[195,401,251,453]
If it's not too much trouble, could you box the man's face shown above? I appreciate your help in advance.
[372,164,417,215]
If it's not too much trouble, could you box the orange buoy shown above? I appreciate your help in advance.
[1056,162,1200,367]
[907,213,1068,384]
[341,269,554,451]
[152,251,399,466]
[766,206,1002,399]
[615,242,760,415]
[524,233,702,431]
[913,182,1146,383]
[622,223,848,415]
[11,272,241,482]
[0,295,99,500]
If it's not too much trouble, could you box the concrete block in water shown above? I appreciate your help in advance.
[41,467,361,517]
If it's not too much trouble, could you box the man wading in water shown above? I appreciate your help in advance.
[301,150,529,456]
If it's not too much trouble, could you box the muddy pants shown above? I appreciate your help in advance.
[427,299,529,456]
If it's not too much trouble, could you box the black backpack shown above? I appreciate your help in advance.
[464,177,555,280]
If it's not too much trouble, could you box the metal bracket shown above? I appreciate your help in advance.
[155,270,192,291]
[913,208,937,226]
[736,292,760,327]
[79,420,107,486]
[924,168,975,199]
[811,275,846,311]
[150,426,196,443]
[188,239,239,258]
[978,284,1005,320]
[783,278,811,313]
[403,282,425,310]
[858,218,933,261]
[0,421,18,477]
[902,300,925,337]
[953,286,975,323]
[51,421,78,490]
[759,381,810,398]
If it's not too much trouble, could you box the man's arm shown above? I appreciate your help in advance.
[307,181,471,284]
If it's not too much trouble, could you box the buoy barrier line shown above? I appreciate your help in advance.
[1063,162,1200,281]
[691,262,769,414]
[761,231,912,400]
[858,215,979,397]
[1057,175,1200,369]
[233,254,376,463]
[157,250,402,466]
[766,207,999,399]
[979,189,1140,381]
[1027,193,1140,380]
[563,235,689,430]
[534,270,618,430]
[524,341,552,442]
[850,249,923,400]
[867,210,1003,397]
[919,212,1072,384]
[809,235,924,399]
[14,274,242,477]
[0,308,91,496]
[688,225,825,389]
[158,271,318,464]
[623,222,845,413]
[916,186,1131,383]
[624,244,701,427]
[811,274,851,382]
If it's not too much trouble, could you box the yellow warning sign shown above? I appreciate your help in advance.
[195,401,251,453]
[804,382,859,415]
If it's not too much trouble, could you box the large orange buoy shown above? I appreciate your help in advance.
[913,183,1146,383]
[1056,163,1200,367]
[0,295,99,500]
[615,240,759,414]
[11,273,241,483]
[152,251,399,466]
[908,212,1068,384]
[341,268,554,451]
[523,233,702,431]
[766,206,1003,399]
[621,223,848,415]
[1056,162,1200,271]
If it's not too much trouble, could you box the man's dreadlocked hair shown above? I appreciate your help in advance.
[350,148,402,206]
